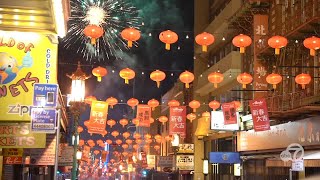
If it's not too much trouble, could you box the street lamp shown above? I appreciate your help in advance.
[67,62,90,180]
[171,134,180,173]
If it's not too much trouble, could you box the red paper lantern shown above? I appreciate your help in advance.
[83,25,104,45]
[126,139,133,144]
[111,131,119,138]
[268,35,288,55]
[106,97,118,108]
[295,73,312,89]
[202,111,210,118]
[122,132,130,139]
[209,100,220,111]
[119,118,129,127]
[158,116,168,125]
[77,126,84,133]
[195,32,215,52]
[179,71,194,88]
[136,139,142,144]
[154,145,160,151]
[148,99,159,111]
[232,34,252,53]
[144,133,152,139]
[107,119,116,128]
[150,70,166,88]
[150,117,154,124]
[168,100,180,107]
[159,30,178,50]
[106,139,112,145]
[154,134,162,140]
[303,36,320,56]
[237,72,253,88]
[232,101,241,110]
[92,66,107,82]
[187,113,196,122]
[127,98,139,109]
[133,133,141,139]
[189,100,200,112]
[121,27,141,48]
[266,73,282,89]
[115,139,122,145]
[132,118,139,126]
[119,68,135,84]
[208,72,224,88]
[85,96,96,105]
[122,144,129,149]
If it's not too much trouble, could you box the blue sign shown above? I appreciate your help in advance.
[209,152,241,164]
[31,108,57,133]
[33,83,58,107]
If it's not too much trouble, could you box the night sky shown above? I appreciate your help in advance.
[58,0,194,149]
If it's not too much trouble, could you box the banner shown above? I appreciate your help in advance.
[169,106,186,138]
[0,123,46,148]
[253,14,269,98]
[249,98,270,131]
[211,111,239,131]
[222,102,237,125]
[0,31,58,121]
[176,155,194,170]
[136,105,151,127]
[87,101,108,135]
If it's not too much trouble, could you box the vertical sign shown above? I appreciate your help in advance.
[31,108,57,133]
[222,102,237,125]
[87,101,108,135]
[136,105,151,127]
[253,15,269,98]
[169,106,186,138]
[249,98,270,131]
[141,151,148,168]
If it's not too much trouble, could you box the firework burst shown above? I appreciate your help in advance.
[62,0,141,61]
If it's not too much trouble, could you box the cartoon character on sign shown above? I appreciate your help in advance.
[0,52,33,84]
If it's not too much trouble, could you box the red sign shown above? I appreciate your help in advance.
[141,152,148,168]
[88,101,108,134]
[169,106,186,138]
[4,157,23,164]
[222,102,237,124]
[136,105,151,127]
[249,98,270,131]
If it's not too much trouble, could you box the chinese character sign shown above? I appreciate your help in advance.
[136,105,151,127]
[222,102,237,125]
[169,106,186,138]
[249,98,270,132]
[88,101,108,135]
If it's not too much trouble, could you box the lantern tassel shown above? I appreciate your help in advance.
[214,83,218,88]
[125,79,129,84]
[193,108,196,113]
[242,84,246,89]
[128,41,133,48]
[165,43,170,50]
[185,83,190,88]
[302,84,306,89]
[97,76,101,82]
[91,38,96,45]
[152,107,155,111]
[156,81,160,88]
[275,48,280,55]
[240,47,245,53]
[202,45,207,52]
[111,105,114,109]
[273,84,276,89]
[310,49,315,56]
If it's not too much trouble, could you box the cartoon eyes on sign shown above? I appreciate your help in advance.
[0,52,33,84]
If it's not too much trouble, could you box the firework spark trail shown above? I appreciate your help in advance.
[62,0,141,62]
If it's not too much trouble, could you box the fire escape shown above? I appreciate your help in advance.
[229,0,320,121]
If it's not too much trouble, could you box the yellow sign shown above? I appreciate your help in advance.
[3,148,23,157]
[0,123,46,148]
[0,31,57,121]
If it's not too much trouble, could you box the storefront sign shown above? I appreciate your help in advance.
[178,143,194,154]
[237,117,320,151]
[209,152,241,164]
[87,101,108,135]
[141,151,148,168]
[249,98,270,131]
[30,134,56,165]
[33,83,58,107]
[3,157,23,164]
[0,123,46,148]
[58,144,73,166]
[222,102,237,124]
[253,14,269,98]
[176,155,194,170]
[0,31,58,121]
[169,106,186,138]
[158,156,173,167]
[31,108,56,133]
[136,105,151,127]
[147,155,156,169]
[211,111,239,131]
[3,148,23,156]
